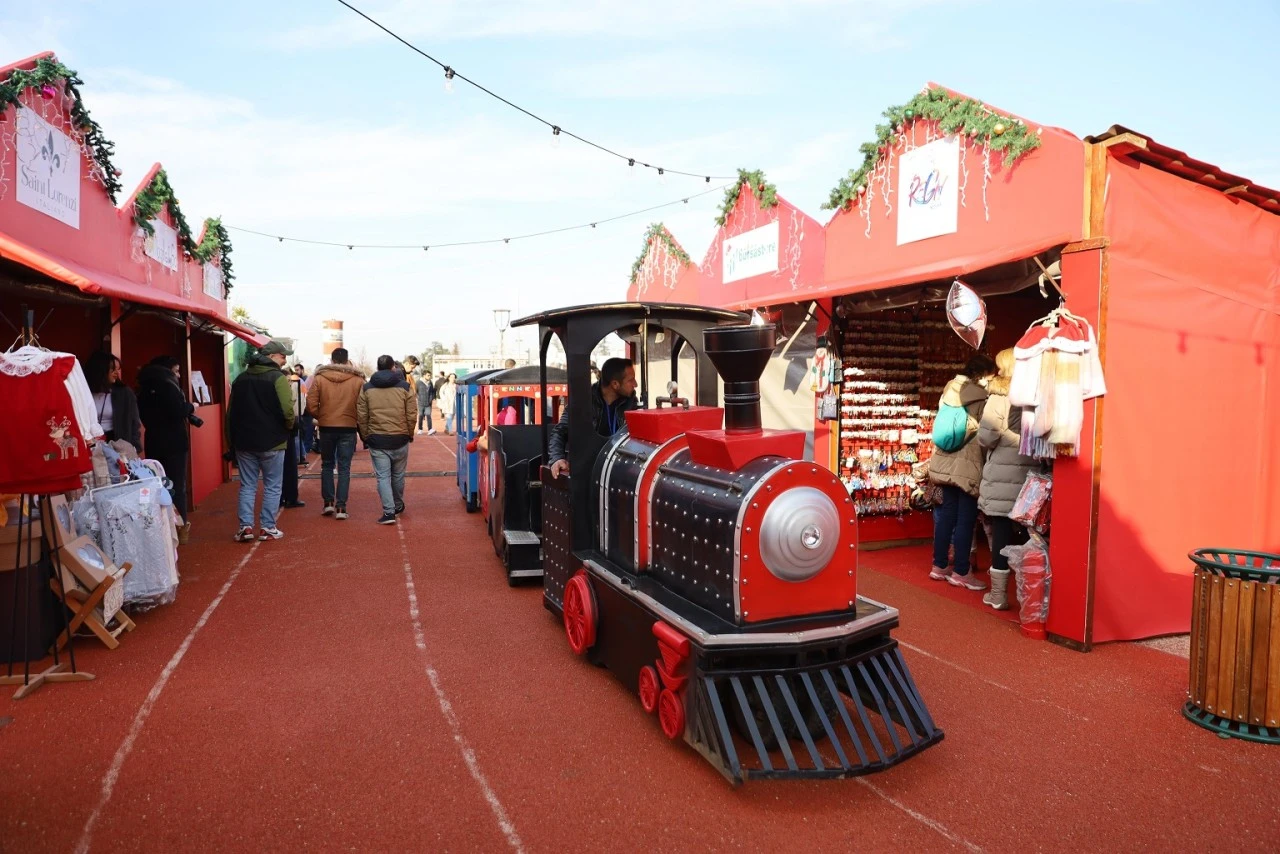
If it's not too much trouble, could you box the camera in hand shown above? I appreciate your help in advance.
[187,413,205,428]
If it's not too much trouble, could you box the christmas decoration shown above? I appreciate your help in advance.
[715,169,779,226]
[132,169,197,254]
[0,57,123,201]
[629,222,691,286]
[822,86,1041,212]
[194,217,236,295]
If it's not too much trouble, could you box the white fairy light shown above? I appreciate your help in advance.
[444,66,455,93]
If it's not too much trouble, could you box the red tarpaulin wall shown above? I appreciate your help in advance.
[1090,156,1280,641]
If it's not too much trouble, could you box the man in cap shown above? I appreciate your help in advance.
[227,340,296,541]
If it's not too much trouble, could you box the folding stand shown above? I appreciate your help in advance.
[0,494,95,700]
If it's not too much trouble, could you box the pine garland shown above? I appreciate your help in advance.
[0,57,123,203]
[629,222,690,285]
[716,168,778,226]
[132,168,197,255]
[194,217,235,295]
[823,87,1042,211]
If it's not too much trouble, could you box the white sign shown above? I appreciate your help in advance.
[15,107,81,228]
[190,371,211,404]
[896,136,960,245]
[202,262,223,299]
[722,220,779,284]
[145,218,179,271]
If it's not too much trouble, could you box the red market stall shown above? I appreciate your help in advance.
[625,222,698,304]
[0,52,266,511]
[816,85,1279,647]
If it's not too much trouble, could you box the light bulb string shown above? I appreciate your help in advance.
[224,182,728,250]
[334,0,734,182]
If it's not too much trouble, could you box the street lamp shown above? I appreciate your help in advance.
[493,308,511,362]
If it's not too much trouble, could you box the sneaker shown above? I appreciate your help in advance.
[335,504,349,520]
[394,502,405,516]
[376,513,397,525]
[322,502,336,516]
[258,527,285,541]
[281,500,306,509]
[928,565,950,581]
[234,526,255,543]
[427,429,436,435]
[946,571,986,591]
[415,429,424,435]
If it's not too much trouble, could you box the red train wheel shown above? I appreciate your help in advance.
[563,571,597,655]
[658,688,685,740]
[638,666,660,714]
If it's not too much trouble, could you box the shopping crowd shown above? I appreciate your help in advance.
[226,344,463,541]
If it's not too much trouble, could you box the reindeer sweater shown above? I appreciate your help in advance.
[0,347,99,494]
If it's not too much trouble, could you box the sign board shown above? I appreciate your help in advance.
[722,220,779,284]
[190,370,211,404]
[202,262,223,299]
[15,107,80,228]
[896,136,960,245]
[145,218,180,271]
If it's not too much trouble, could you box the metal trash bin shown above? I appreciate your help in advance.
[1185,549,1280,743]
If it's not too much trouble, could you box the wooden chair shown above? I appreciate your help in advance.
[49,535,134,652]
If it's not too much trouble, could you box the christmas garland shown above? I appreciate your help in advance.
[132,168,197,254]
[194,217,235,294]
[823,86,1041,211]
[716,168,778,226]
[629,222,690,285]
[0,57,123,203]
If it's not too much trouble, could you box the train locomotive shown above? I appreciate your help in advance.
[507,303,942,784]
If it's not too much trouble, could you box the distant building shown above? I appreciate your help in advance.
[433,355,528,378]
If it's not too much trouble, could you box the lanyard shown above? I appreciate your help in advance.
[605,404,619,435]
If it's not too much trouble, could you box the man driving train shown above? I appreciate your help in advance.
[547,357,638,478]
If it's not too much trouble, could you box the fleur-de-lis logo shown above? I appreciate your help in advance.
[41,130,64,173]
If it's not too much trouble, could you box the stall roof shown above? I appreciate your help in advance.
[0,230,267,346]
[1085,126,1280,214]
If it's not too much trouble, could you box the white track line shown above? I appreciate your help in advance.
[75,542,261,854]
[395,525,524,852]
[854,778,985,852]
[899,640,1089,722]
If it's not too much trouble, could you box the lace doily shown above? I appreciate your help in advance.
[0,345,58,376]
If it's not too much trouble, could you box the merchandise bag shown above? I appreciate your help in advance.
[1002,532,1051,638]
[91,478,179,610]
[1010,471,1052,532]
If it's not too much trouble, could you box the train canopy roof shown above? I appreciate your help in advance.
[510,301,747,329]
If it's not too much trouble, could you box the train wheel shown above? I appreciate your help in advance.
[562,571,597,655]
[638,666,660,714]
[658,689,685,739]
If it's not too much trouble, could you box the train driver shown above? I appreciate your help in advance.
[547,357,638,478]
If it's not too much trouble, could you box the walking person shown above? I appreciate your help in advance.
[137,355,196,543]
[307,348,364,520]
[279,367,306,509]
[928,353,997,590]
[438,373,457,435]
[357,355,416,525]
[977,348,1039,610]
[292,363,315,458]
[226,341,295,542]
[415,367,435,435]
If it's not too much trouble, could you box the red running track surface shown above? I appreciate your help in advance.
[2,438,1277,852]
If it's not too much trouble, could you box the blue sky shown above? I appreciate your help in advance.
[2,0,1277,366]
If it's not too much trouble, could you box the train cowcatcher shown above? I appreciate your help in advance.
[498,302,942,784]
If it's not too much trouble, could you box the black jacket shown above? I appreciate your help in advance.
[137,364,194,455]
[103,383,143,450]
[416,375,434,406]
[548,382,638,464]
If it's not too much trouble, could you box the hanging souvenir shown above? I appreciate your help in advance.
[812,337,829,393]
[946,278,987,349]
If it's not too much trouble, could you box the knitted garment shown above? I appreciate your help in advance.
[1011,317,1106,459]
[0,353,95,494]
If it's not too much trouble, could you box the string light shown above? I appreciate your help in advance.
[658,168,666,185]
[551,125,561,148]
[225,183,728,251]
[334,0,735,183]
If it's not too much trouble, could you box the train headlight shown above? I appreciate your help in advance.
[757,487,840,582]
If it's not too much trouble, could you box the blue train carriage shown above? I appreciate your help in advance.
[476,365,567,583]
[455,368,502,512]
[506,302,943,785]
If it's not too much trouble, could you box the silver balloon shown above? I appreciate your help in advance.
[947,278,987,349]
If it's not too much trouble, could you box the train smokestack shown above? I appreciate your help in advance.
[703,324,775,434]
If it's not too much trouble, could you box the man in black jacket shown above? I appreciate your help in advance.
[226,341,295,542]
[547,357,637,478]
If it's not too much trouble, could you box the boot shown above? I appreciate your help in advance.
[177,522,191,545]
[983,568,1011,610]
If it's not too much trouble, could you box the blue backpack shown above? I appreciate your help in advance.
[932,403,969,452]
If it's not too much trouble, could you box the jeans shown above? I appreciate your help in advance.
[282,433,300,504]
[933,485,979,576]
[236,450,285,530]
[417,404,432,432]
[369,445,409,515]
[298,414,315,456]
[320,431,357,505]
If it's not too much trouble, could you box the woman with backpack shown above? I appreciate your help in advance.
[977,348,1040,609]
[928,352,998,590]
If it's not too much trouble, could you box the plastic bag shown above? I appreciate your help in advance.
[1002,531,1051,626]
[1011,471,1052,531]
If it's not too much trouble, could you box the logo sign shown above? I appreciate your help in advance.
[202,262,223,299]
[15,107,80,228]
[722,220,779,284]
[145,218,179,271]
[897,136,960,245]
